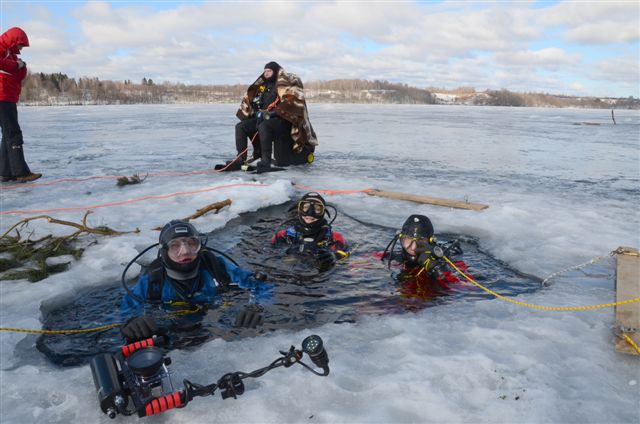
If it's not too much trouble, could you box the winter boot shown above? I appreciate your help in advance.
[15,173,42,183]
[256,157,271,172]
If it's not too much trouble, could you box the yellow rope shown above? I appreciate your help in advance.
[4,251,637,332]
[444,256,640,311]
[0,323,122,334]
[167,304,204,317]
[415,258,430,277]
[335,250,350,260]
[0,301,208,335]
[614,247,639,257]
[346,260,375,265]
[621,333,640,354]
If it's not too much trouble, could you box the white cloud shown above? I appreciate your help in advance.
[592,56,640,86]
[564,20,639,44]
[570,81,586,92]
[9,0,640,97]
[539,1,640,44]
[494,48,581,69]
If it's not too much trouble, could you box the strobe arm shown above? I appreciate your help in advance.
[142,335,330,417]
[91,335,330,418]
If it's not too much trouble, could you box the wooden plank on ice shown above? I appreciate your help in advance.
[615,246,640,355]
[367,189,489,211]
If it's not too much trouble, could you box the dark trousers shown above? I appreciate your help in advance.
[0,102,31,178]
[257,116,313,166]
[235,117,260,161]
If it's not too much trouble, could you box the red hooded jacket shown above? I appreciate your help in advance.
[0,27,29,103]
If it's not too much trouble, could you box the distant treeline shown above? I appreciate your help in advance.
[20,72,639,109]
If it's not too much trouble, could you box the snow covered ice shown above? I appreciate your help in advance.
[1,104,639,423]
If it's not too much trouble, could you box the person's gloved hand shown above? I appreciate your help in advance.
[120,316,158,343]
[446,241,463,256]
[234,304,264,328]
[16,59,25,69]
[316,248,337,269]
[415,240,433,264]
[253,271,268,281]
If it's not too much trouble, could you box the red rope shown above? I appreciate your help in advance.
[0,182,269,215]
[265,97,280,111]
[293,184,375,196]
[0,132,261,190]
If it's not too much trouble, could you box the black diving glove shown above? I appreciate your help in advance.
[316,248,337,268]
[415,240,435,266]
[443,240,463,257]
[234,304,264,329]
[121,316,158,343]
[253,271,268,281]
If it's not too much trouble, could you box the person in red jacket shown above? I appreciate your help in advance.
[271,192,349,270]
[0,27,41,183]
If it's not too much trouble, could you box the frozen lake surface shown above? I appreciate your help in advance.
[1,103,639,423]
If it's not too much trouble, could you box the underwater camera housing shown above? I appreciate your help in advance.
[89,336,175,418]
[89,335,329,419]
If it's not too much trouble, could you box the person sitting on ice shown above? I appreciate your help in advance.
[120,220,269,342]
[379,214,468,298]
[221,61,317,173]
[271,192,349,270]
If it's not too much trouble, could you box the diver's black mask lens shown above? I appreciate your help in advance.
[298,200,325,219]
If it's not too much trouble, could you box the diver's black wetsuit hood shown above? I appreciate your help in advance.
[263,61,281,83]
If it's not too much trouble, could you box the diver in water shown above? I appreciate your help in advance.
[381,214,467,298]
[120,220,268,342]
[271,192,349,270]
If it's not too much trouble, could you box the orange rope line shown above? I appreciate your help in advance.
[1,164,227,190]
[0,166,220,190]
[266,97,280,111]
[2,174,123,189]
[1,133,261,190]
[1,140,379,216]
[0,183,269,215]
[215,131,259,172]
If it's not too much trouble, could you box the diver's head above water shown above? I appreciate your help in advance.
[159,220,203,278]
[400,214,434,265]
[296,192,328,234]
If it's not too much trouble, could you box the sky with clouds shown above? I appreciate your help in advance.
[1,0,638,98]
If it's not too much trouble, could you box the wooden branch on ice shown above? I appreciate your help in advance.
[0,211,139,282]
[152,199,233,230]
[183,199,232,221]
[0,211,140,241]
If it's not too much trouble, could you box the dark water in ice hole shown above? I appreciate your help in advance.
[35,202,541,366]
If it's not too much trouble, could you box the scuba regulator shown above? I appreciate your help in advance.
[89,334,329,418]
[382,215,463,276]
